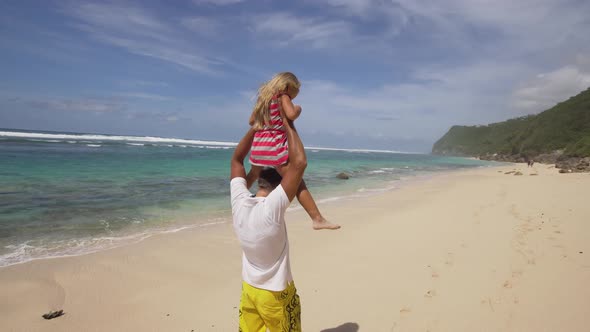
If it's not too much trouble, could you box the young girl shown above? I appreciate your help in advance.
[247,72,340,230]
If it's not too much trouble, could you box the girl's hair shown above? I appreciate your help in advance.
[251,72,300,130]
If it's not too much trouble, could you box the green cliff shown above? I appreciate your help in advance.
[432,87,590,159]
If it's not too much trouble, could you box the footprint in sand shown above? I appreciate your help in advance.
[400,307,412,314]
[444,252,455,266]
[425,290,437,298]
[503,280,513,289]
[427,265,440,278]
[481,298,496,312]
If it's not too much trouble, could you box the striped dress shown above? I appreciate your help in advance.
[249,95,288,167]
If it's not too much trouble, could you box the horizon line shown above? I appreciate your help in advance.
[0,127,425,155]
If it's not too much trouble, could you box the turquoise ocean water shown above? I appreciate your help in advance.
[0,129,495,267]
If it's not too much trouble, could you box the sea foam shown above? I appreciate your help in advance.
[0,131,238,147]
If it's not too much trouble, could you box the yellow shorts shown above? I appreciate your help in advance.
[239,281,301,332]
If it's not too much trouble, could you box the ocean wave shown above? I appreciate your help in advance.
[0,130,425,154]
[0,218,230,268]
[0,130,238,147]
[305,146,420,154]
[30,139,62,143]
[86,144,101,147]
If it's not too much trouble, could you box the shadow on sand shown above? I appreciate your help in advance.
[320,322,360,332]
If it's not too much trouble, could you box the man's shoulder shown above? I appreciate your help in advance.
[263,184,290,213]
[230,177,251,204]
[231,177,247,185]
[230,177,247,192]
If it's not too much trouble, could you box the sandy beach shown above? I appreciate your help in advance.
[1,163,589,332]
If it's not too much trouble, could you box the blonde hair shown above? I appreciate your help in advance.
[251,72,300,130]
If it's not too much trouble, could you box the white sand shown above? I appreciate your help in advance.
[1,163,589,331]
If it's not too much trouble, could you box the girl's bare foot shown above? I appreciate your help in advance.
[312,217,341,230]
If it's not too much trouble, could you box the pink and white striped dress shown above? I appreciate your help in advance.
[249,94,288,167]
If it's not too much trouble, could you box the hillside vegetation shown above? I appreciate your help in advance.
[432,88,590,158]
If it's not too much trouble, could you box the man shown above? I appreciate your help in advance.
[230,114,307,331]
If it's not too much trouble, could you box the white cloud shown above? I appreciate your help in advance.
[250,12,356,49]
[312,0,590,118]
[193,0,244,5]
[284,60,544,145]
[320,0,373,16]
[181,17,222,37]
[27,98,126,113]
[318,0,590,56]
[117,92,172,101]
[127,110,188,123]
[120,80,170,88]
[512,64,590,114]
[61,2,226,75]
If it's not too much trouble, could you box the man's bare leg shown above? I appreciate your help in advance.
[277,164,340,230]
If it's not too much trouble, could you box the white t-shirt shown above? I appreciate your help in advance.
[230,177,292,291]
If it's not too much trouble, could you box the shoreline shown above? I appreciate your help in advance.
[0,164,498,269]
[1,163,588,331]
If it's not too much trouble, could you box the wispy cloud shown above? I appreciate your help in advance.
[193,0,244,5]
[119,80,170,88]
[181,17,222,38]
[0,13,92,64]
[60,2,227,75]
[512,63,590,114]
[293,61,532,144]
[316,0,590,59]
[128,110,188,123]
[249,12,357,49]
[27,97,126,113]
[311,0,590,117]
[117,92,172,101]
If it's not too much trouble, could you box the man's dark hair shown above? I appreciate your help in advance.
[258,167,282,190]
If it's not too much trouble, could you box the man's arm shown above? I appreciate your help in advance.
[279,117,307,202]
[230,128,256,180]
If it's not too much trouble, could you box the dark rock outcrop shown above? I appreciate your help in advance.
[555,157,590,173]
[336,172,350,180]
[477,151,590,173]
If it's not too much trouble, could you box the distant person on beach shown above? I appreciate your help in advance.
[230,111,307,330]
[247,72,340,231]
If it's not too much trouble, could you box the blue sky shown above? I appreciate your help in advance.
[1,0,589,152]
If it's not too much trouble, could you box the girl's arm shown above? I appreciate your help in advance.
[280,94,302,121]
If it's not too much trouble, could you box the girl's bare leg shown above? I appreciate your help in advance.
[277,164,340,230]
[246,165,263,189]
